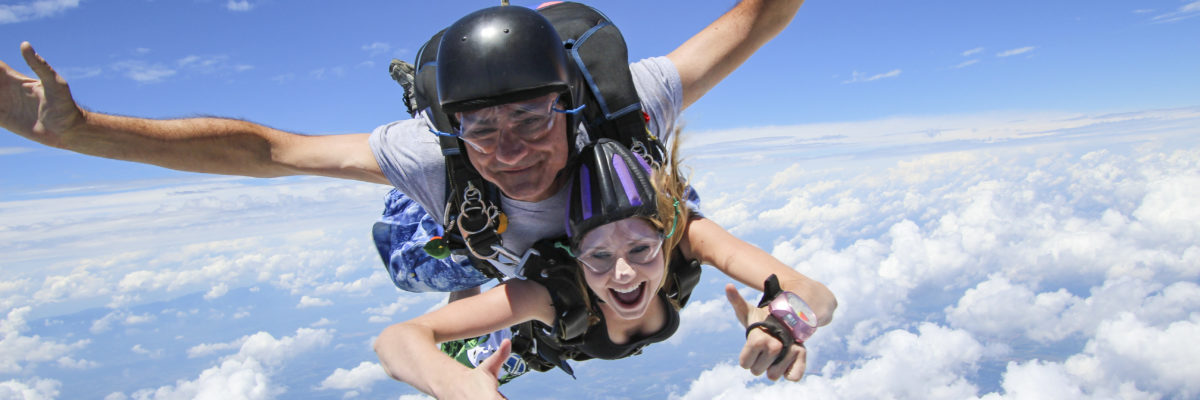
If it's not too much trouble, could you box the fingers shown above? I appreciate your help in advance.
[766,343,806,381]
[477,339,513,379]
[739,328,784,377]
[2,43,36,83]
[740,329,810,381]
[725,283,751,326]
[20,42,66,89]
[783,344,808,382]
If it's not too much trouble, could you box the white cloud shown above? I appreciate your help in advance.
[131,344,163,358]
[318,361,388,392]
[0,0,80,24]
[0,377,61,400]
[59,66,103,80]
[112,60,177,83]
[951,59,979,69]
[361,42,391,57]
[128,328,333,400]
[187,337,247,359]
[90,309,154,333]
[175,54,252,75]
[56,355,98,369]
[226,1,253,12]
[996,46,1035,57]
[0,307,90,373]
[364,294,438,323]
[310,66,348,80]
[668,295,738,345]
[672,324,984,399]
[397,395,434,400]
[670,107,1200,398]
[841,69,901,84]
[1069,313,1200,395]
[1151,1,1200,23]
[1132,175,1200,241]
[297,295,333,308]
[2,177,388,315]
[979,314,1200,399]
[204,283,230,300]
[946,275,1080,342]
[668,362,758,400]
[962,47,984,56]
[313,270,391,296]
[0,147,34,156]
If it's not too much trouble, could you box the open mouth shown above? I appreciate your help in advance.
[609,282,646,308]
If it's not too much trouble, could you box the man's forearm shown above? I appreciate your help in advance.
[61,112,296,177]
[58,112,388,184]
[669,0,805,108]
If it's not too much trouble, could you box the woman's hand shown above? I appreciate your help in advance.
[430,339,513,400]
[725,283,808,381]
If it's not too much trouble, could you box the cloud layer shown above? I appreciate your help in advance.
[1,107,1196,398]
[670,107,1200,398]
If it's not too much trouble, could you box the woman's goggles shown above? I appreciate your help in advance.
[576,230,665,275]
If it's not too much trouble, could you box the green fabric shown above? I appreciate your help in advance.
[439,333,527,385]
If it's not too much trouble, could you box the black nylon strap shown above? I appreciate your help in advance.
[746,316,795,365]
[756,273,783,308]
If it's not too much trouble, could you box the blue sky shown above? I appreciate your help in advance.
[2,1,1199,399]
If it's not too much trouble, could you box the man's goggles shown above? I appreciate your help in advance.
[430,93,580,154]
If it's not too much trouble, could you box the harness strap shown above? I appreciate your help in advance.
[438,134,506,279]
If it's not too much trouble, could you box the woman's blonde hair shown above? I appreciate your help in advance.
[647,128,691,286]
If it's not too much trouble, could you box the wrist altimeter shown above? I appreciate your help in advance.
[747,274,818,345]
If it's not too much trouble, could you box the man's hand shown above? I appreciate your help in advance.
[726,283,807,381]
[0,42,86,148]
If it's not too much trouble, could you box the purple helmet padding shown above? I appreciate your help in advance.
[567,139,658,245]
[612,153,643,207]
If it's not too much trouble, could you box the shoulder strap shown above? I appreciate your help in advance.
[524,238,593,340]
[538,1,665,163]
[664,253,703,308]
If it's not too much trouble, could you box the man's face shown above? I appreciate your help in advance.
[457,93,570,202]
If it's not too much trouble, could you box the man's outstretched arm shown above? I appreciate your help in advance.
[2,42,387,184]
[668,0,804,109]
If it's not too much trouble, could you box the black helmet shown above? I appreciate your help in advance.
[437,5,576,115]
[566,139,658,250]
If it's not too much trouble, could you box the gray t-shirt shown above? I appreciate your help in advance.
[369,56,683,277]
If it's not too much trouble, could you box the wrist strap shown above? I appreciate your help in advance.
[745,316,795,365]
[756,274,783,308]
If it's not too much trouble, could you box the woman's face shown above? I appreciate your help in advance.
[576,218,666,320]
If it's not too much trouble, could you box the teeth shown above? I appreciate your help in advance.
[613,286,639,294]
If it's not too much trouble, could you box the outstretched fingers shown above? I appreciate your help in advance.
[20,42,70,99]
[725,283,751,326]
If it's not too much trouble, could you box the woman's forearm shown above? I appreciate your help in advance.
[374,322,475,396]
[681,217,838,326]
